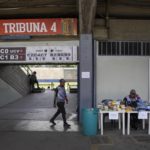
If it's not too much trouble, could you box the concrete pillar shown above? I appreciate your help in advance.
[78,0,97,121]
[79,34,94,120]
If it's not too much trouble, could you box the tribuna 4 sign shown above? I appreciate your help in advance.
[3,22,49,33]
[0,18,77,35]
[2,22,56,34]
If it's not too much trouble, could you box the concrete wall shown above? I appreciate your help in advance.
[0,65,30,96]
[64,68,77,80]
[30,67,77,80]
[94,19,150,40]
[109,19,150,40]
[31,68,64,80]
[96,56,149,103]
[0,78,22,107]
[95,19,150,103]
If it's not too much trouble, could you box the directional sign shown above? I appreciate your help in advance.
[0,46,78,63]
[0,18,77,36]
[0,47,26,61]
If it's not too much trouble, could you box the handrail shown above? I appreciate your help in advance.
[21,65,33,75]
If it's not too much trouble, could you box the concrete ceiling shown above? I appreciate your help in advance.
[0,0,150,19]
[0,0,77,18]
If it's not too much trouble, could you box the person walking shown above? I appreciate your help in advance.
[50,79,71,127]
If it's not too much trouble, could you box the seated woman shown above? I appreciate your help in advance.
[123,89,141,130]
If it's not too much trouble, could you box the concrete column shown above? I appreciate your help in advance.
[79,34,94,120]
[78,0,97,121]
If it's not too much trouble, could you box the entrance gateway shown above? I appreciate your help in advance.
[0,18,79,116]
[0,18,78,63]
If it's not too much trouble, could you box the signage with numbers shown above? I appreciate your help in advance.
[0,46,78,63]
[109,112,119,120]
[0,47,26,61]
[0,18,77,35]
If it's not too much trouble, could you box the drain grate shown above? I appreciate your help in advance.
[90,136,113,145]
[133,136,150,143]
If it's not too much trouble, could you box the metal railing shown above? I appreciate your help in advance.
[21,65,33,75]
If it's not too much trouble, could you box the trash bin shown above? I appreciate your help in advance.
[82,108,99,136]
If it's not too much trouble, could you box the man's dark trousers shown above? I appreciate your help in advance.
[51,102,66,123]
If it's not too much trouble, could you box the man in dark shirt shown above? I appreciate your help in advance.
[50,79,71,127]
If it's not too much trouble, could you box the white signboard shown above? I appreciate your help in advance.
[109,112,119,120]
[81,72,90,79]
[0,46,78,63]
[26,46,77,62]
[138,111,148,119]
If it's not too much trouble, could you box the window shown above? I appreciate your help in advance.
[98,41,150,56]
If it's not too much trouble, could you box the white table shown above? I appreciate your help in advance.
[127,111,150,135]
[99,110,125,135]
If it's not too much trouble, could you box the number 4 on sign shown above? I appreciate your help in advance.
[51,22,57,32]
